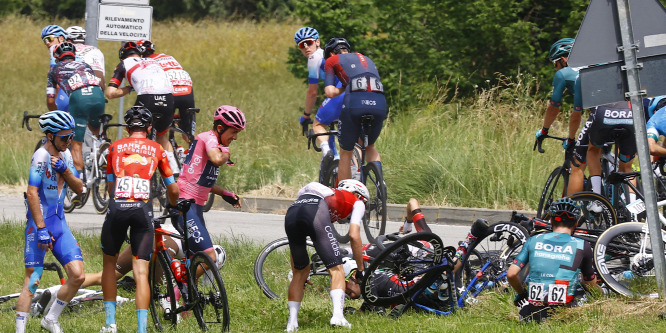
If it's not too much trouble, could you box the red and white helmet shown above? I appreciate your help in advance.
[337,179,369,203]
[214,105,246,130]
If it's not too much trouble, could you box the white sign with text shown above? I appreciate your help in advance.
[97,4,152,41]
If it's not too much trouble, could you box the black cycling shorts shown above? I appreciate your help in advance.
[101,199,154,260]
[284,194,343,270]
[573,114,593,164]
[588,103,637,162]
[174,92,196,139]
[135,93,174,135]
[338,91,387,151]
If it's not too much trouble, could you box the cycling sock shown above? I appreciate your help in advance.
[320,141,331,156]
[411,209,431,233]
[166,151,180,174]
[287,301,300,327]
[629,192,637,203]
[104,301,116,326]
[455,230,480,261]
[590,175,602,195]
[16,311,28,333]
[330,289,345,318]
[44,297,68,322]
[28,266,43,293]
[137,309,148,333]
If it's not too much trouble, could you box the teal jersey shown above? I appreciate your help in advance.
[512,232,595,306]
[550,67,582,112]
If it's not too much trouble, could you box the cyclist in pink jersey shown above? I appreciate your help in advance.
[176,105,246,264]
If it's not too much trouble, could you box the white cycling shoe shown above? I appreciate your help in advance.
[587,201,603,213]
[285,322,299,332]
[99,324,118,333]
[330,316,352,329]
[40,317,63,333]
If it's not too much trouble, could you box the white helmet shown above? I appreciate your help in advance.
[213,245,226,269]
[65,26,86,43]
[342,257,357,279]
[337,179,370,203]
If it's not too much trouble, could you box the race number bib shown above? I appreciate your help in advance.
[167,69,192,86]
[528,283,545,304]
[626,199,646,216]
[114,176,150,200]
[547,283,568,305]
[351,76,383,93]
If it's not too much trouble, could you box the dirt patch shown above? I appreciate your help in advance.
[0,183,27,197]
[243,183,300,198]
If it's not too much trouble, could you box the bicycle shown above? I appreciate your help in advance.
[22,111,125,214]
[149,199,230,331]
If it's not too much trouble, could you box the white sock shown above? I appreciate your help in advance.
[330,289,345,319]
[16,311,28,333]
[166,151,180,174]
[44,297,68,322]
[590,176,602,195]
[629,192,637,203]
[320,141,330,156]
[287,301,300,328]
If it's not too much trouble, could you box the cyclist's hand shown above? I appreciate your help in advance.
[52,157,67,173]
[175,199,193,213]
[355,269,364,282]
[221,190,241,208]
[37,227,54,251]
[300,116,312,136]
[535,128,548,142]
[400,219,413,234]
[562,138,575,151]
[513,291,528,308]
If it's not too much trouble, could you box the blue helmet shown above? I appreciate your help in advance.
[548,38,575,62]
[648,96,666,118]
[41,25,66,39]
[39,111,75,134]
[294,27,319,43]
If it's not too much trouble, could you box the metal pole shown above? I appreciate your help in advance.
[616,0,666,295]
[84,0,99,47]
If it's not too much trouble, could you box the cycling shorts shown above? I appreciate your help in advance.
[338,92,387,151]
[173,91,196,139]
[56,88,69,112]
[315,93,345,125]
[573,115,593,164]
[25,214,83,268]
[101,199,154,260]
[69,86,105,142]
[588,105,637,162]
[135,93,174,135]
[285,194,343,270]
[176,203,213,255]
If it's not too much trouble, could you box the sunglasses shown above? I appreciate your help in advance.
[298,39,315,49]
[53,133,74,141]
[43,35,57,45]
[551,57,562,65]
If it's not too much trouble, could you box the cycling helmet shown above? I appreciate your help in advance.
[548,198,581,223]
[294,27,319,43]
[214,105,246,130]
[342,257,357,280]
[324,37,351,59]
[124,106,153,129]
[39,111,75,134]
[337,179,370,203]
[137,40,156,57]
[41,25,66,38]
[119,41,140,60]
[548,38,575,62]
[213,245,226,269]
[648,96,666,118]
[53,42,76,61]
[65,26,86,43]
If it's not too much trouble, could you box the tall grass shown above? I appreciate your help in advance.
[0,16,572,210]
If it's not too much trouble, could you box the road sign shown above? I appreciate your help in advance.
[101,0,149,5]
[97,3,152,42]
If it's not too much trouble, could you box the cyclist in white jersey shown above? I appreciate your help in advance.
[65,26,106,87]
[106,42,180,174]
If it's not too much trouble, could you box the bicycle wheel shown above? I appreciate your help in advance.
[594,222,665,297]
[456,221,529,290]
[536,166,569,219]
[151,173,167,211]
[363,161,387,244]
[361,232,445,306]
[565,191,617,231]
[63,187,77,213]
[202,192,215,212]
[190,252,230,331]
[92,142,111,214]
[254,237,331,300]
[149,251,178,330]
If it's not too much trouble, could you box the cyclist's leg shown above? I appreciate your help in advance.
[85,86,105,137]
[284,204,314,331]
[314,94,344,148]
[68,89,89,172]
[100,199,131,328]
[586,109,605,196]
[127,201,154,333]
[364,107,386,163]
[402,198,431,233]
[17,217,48,316]
[568,115,592,194]
[174,92,195,144]
[618,125,638,197]
[337,109,360,181]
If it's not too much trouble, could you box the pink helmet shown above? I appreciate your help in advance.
[214,105,246,130]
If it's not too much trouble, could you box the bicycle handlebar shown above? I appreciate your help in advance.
[43,262,66,285]
[306,128,339,153]
[375,232,401,251]
[22,111,42,132]
[533,134,566,154]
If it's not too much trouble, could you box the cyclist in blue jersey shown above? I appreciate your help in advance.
[646,105,666,158]
[16,111,85,333]
[294,27,346,176]
[323,37,387,181]
[508,198,600,323]
[535,38,583,152]
[41,25,70,112]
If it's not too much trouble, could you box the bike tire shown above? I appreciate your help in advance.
[149,251,178,331]
[594,222,665,297]
[455,221,530,291]
[254,237,330,300]
[202,192,215,212]
[362,161,387,244]
[92,142,110,214]
[190,251,231,331]
[63,187,77,213]
[565,191,617,231]
[151,173,167,212]
[361,232,445,306]
[536,166,569,219]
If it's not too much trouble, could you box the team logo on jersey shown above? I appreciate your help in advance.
[122,154,149,166]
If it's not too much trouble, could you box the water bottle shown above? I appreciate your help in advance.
[176,146,186,165]
[170,258,185,282]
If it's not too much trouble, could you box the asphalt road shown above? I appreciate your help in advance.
[0,192,471,247]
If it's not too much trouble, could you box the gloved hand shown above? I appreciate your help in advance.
[401,219,413,234]
[513,291,528,307]
[355,269,365,282]
[37,227,52,248]
[299,115,312,126]
[221,190,240,206]
[535,127,548,142]
[562,138,575,151]
[53,158,67,173]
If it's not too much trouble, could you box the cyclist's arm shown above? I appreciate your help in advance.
[580,241,602,293]
[211,185,241,208]
[157,148,178,207]
[26,185,46,229]
[323,56,344,99]
[94,70,106,89]
[207,146,230,167]
[349,201,365,272]
[56,154,83,195]
[304,83,318,116]
[507,239,531,294]
[568,110,582,140]
[105,63,130,99]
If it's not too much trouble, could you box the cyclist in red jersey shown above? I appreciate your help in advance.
[100,106,179,333]
[284,180,369,331]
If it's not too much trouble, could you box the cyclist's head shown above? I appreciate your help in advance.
[41,25,66,47]
[337,179,369,203]
[137,40,156,57]
[294,27,319,44]
[214,105,246,145]
[119,41,140,60]
[548,198,581,228]
[39,110,75,134]
[648,96,666,118]
[342,257,361,299]
[124,106,153,132]
[548,38,575,64]
[53,42,76,62]
[65,26,86,43]
[324,37,351,59]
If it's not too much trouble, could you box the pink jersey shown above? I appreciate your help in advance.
[177,130,221,205]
